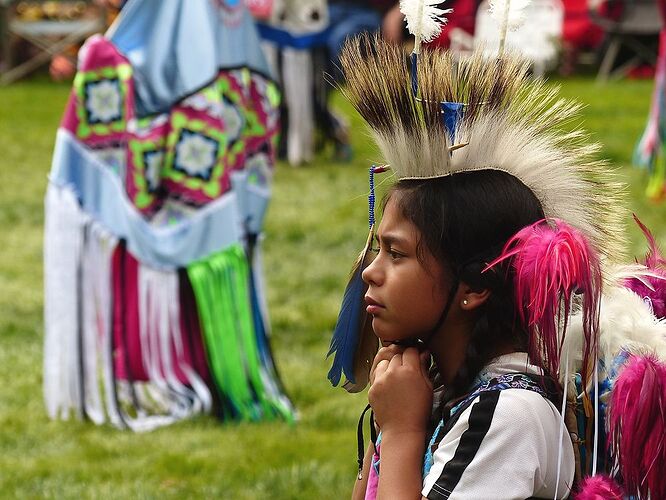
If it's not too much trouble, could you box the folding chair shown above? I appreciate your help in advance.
[592,0,662,81]
[0,0,105,85]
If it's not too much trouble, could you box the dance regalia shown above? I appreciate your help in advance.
[43,0,294,431]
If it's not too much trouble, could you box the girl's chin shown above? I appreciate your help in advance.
[370,318,390,340]
[371,320,411,345]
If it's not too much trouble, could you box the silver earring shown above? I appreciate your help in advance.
[462,299,469,306]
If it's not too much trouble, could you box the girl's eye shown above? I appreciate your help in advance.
[387,248,403,259]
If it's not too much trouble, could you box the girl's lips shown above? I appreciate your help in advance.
[366,304,383,314]
[365,296,384,315]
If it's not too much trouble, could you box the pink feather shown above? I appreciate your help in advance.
[573,475,624,500]
[625,215,666,319]
[608,354,666,500]
[485,219,602,381]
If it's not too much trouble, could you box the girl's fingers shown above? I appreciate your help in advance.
[372,345,402,368]
[388,352,403,370]
[402,348,432,386]
[370,345,405,383]
[374,359,389,379]
[401,347,420,368]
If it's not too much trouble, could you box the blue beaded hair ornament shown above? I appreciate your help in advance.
[327,165,389,393]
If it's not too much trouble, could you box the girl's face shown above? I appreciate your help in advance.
[362,195,449,343]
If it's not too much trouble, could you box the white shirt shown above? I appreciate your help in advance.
[421,353,575,500]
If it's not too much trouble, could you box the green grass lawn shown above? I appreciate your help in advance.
[0,75,664,499]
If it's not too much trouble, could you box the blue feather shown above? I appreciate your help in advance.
[410,52,419,97]
[327,230,374,386]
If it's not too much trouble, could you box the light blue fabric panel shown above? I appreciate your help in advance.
[109,0,271,117]
[50,130,244,269]
[230,171,270,236]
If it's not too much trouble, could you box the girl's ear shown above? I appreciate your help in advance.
[459,284,491,311]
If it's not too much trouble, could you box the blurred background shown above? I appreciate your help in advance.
[1,0,665,498]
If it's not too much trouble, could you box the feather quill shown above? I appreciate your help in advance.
[328,229,377,388]
[400,0,453,97]
[400,0,452,97]
[489,0,531,55]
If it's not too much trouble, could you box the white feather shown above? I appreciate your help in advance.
[608,262,665,291]
[561,284,666,384]
[489,0,531,30]
[400,0,452,43]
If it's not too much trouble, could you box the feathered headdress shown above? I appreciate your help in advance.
[327,34,627,392]
[339,35,627,269]
[328,7,627,392]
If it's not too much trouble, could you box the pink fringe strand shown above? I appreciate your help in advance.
[608,354,666,500]
[574,475,624,500]
[485,219,602,381]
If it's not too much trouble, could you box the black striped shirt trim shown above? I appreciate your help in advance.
[426,391,502,500]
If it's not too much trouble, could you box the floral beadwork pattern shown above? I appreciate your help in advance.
[73,63,133,141]
[174,130,220,180]
[126,114,169,212]
[84,78,123,124]
[162,110,227,203]
[158,70,279,208]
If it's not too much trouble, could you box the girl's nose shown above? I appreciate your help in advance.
[362,254,381,286]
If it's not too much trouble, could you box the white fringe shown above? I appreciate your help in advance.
[44,184,87,421]
[44,183,213,432]
[84,222,121,427]
[80,224,106,424]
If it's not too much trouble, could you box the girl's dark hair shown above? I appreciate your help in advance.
[388,169,546,396]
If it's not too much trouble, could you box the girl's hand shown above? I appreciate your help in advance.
[368,348,433,435]
[369,344,405,386]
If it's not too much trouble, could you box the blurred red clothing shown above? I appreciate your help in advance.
[562,0,604,49]
[427,0,478,48]
[425,0,624,51]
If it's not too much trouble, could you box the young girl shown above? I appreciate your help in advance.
[331,34,628,500]
[355,173,577,499]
